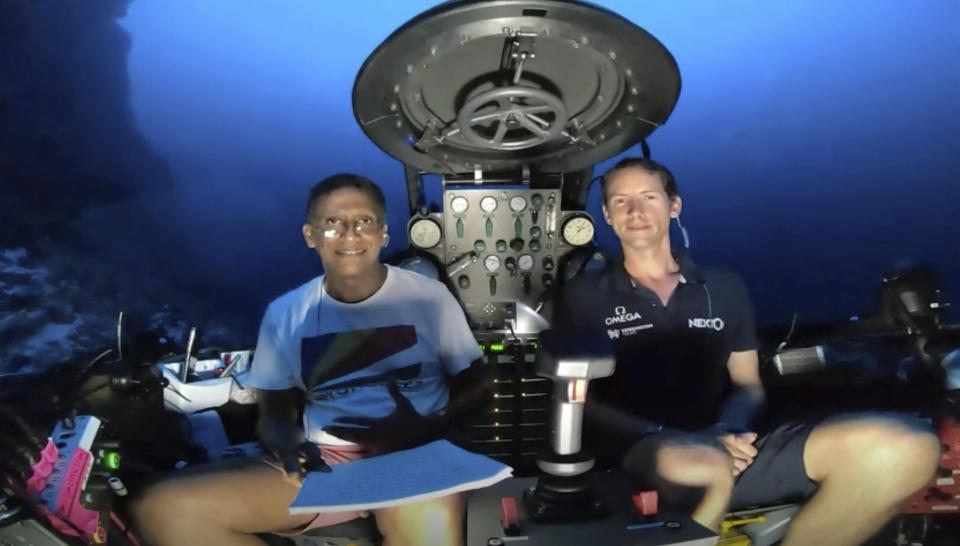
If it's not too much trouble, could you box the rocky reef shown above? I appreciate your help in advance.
[0,1,245,373]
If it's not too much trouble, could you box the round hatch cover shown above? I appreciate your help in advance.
[353,0,681,175]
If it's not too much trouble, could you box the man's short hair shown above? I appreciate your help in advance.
[306,173,386,221]
[600,157,679,203]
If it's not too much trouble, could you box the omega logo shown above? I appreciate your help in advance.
[605,306,642,326]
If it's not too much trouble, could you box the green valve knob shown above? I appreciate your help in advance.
[530,226,542,239]
[456,218,464,238]
[514,217,522,238]
[529,239,541,253]
[474,240,486,253]
[496,239,507,253]
[485,217,493,238]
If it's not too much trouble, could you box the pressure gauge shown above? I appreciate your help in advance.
[408,218,442,249]
[450,196,469,214]
[509,195,527,213]
[517,254,534,272]
[561,215,595,246]
[484,255,501,272]
[480,195,499,213]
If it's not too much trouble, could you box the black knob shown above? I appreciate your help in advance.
[523,274,532,295]
[458,275,471,289]
[542,256,554,271]
[489,276,497,296]
[509,238,525,252]
[542,274,554,288]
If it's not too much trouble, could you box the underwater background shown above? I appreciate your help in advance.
[2,0,958,373]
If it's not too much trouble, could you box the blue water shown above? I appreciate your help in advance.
[109,1,958,328]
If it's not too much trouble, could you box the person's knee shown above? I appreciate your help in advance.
[656,441,734,489]
[376,494,463,545]
[131,481,191,539]
[854,417,939,486]
[132,477,217,539]
[812,414,940,491]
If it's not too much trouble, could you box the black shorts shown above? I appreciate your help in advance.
[621,421,820,511]
[729,421,819,509]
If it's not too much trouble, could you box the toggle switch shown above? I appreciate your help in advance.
[504,257,517,276]
[631,491,659,519]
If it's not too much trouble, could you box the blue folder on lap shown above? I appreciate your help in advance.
[288,440,514,514]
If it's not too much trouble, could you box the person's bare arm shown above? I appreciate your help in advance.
[257,388,327,482]
[432,359,493,427]
[322,359,493,454]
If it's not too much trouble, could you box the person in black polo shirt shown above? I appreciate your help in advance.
[553,158,940,544]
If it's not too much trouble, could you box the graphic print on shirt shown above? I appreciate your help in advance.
[300,325,419,399]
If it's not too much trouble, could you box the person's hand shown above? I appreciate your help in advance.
[258,419,330,486]
[322,381,444,455]
[716,432,758,477]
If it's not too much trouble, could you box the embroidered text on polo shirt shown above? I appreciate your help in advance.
[604,305,655,339]
[688,317,726,331]
[604,305,643,325]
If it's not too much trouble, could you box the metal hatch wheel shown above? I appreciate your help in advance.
[457,86,569,151]
[353,0,681,175]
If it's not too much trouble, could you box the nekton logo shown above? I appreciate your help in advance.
[605,306,642,326]
[689,317,725,331]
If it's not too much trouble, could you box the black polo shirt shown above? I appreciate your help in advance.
[553,252,758,431]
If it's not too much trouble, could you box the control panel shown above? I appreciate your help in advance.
[460,341,550,474]
[407,185,595,330]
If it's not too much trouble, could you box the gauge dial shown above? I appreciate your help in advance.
[562,215,595,246]
[480,196,499,213]
[408,218,441,249]
[450,196,469,214]
[517,254,534,272]
[509,195,527,213]
[484,255,501,272]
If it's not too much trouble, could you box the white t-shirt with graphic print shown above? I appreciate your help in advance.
[246,265,483,444]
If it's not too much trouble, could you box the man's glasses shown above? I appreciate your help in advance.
[310,217,383,238]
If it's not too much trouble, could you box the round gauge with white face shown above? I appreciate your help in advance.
[561,215,595,246]
[509,195,527,213]
[483,255,501,272]
[517,254,534,272]
[408,218,441,249]
[480,196,499,213]
[449,196,469,214]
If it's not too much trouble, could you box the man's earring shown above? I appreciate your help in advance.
[383,233,390,248]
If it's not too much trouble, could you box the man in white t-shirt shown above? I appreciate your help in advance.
[133,173,490,546]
